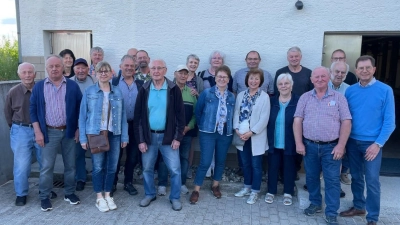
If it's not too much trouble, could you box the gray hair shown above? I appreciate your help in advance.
[209,50,225,64]
[312,66,330,77]
[120,54,135,64]
[287,46,302,56]
[149,59,167,68]
[276,73,294,87]
[18,62,35,74]
[90,46,104,55]
[45,55,64,67]
[95,61,112,72]
[186,54,200,64]
[330,61,349,75]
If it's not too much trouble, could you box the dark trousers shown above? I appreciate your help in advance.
[267,148,296,195]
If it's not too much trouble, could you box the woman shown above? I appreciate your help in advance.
[189,65,235,204]
[59,49,76,78]
[266,73,299,206]
[233,68,270,204]
[79,61,128,212]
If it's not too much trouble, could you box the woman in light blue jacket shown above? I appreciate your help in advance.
[79,61,128,212]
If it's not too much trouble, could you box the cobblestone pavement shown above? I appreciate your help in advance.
[1,177,399,225]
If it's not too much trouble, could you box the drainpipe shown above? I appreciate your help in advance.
[15,0,22,63]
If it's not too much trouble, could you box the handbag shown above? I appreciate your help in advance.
[232,132,245,146]
[233,119,250,146]
[88,100,111,154]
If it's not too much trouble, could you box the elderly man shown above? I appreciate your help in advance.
[69,58,95,191]
[111,55,144,196]
[89,46,115,78]
[233,50,274,95]
[135,50,151,81]
[133,59,185,211]
[340,56,395,225]
[4,63,40,206]
[30,55,82,211]
[331,49,358,85]
[294,66,352,225]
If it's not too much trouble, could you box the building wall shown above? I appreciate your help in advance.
[18,0,400,79]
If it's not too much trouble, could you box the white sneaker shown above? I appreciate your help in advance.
[247,192,258,205]
[181,185,189,194]
[105,196,117,210]
[158,186,166,196]
[96,198,109,212]
[234,188,251,197]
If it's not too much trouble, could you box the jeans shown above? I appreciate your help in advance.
[142,133,181,200]
[341,152,350,174]
[91,132,121,193]
[194,131,233,186]
[10,124,42,197]
[75,142,87,182]
[346,138,381,222]
[39,128,76,200]
[303,139,341,217]
[114,122,139,185]
[267,148,295,195]
[238,138,263,192]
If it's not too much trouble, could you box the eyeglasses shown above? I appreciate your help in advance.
[216,76,229,80]
[332,57,345,61]
[357,66,373,72]
[97,70,110,74]
[150,67,166,71]
[212,57,223,60]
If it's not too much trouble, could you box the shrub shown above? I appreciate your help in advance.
[0,36,19,81]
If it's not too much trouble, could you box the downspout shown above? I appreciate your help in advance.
[15,0,22,63]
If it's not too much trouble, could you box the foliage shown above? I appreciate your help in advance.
[0,36,19,81]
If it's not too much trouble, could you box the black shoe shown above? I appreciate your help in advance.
[110,184,117,197]
[303,184,308,191]
[76,181,85,191]
[235,168,244,176]
[340,189,346,198]
[64,193,80,205]
[41,198,53,212]
[39,191,57,199]
[15,196,27,206]
[124,183,138,195]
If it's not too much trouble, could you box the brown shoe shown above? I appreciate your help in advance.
[339,207,366,217]
[367,221,377,225]
[211,185,222,199]
[189,191,199,204]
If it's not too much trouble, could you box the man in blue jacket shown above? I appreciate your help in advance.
[30,55,82,212]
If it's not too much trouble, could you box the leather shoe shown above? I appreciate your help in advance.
[124,183,138,195]
[367,221,377,225]
[211,185,222,199]
[339,207,366,217]
[15,196,27,206]
[189,191,199,204]
[76,181,85,191]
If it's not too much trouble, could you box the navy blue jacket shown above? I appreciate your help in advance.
[267,93,299,155]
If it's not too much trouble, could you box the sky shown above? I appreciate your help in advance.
[0,0,17,41]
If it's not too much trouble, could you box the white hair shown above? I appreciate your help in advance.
[17,62,35,74]
[276,73,294,87]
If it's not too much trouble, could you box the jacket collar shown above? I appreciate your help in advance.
[94,81,115,93]
[142,77,175,89]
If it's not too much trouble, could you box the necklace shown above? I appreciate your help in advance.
[279,95,291,104]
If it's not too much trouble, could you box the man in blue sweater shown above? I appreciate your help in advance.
[340,55,395,225]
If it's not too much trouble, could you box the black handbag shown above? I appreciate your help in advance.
[88,101,111,154]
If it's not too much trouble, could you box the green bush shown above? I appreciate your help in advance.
[0,36,19,81]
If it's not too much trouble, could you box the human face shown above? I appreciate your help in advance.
[287,51,302,67]
[73,63,89,81]
[215,71,229,89]
[186,58,199,73]
[277,78,292,96]
[174,70,188,86]
[96,66,113,84]
[120,58,135,78]
[247,73,261,91]
[127,49,138,67]
[91,51,103,65]
[62,54,74,68]
[330,63,347,87]
[356,60,376,85]
[210,53,223,68]
[18,64,36,86]
[46,56,64,81]
[331,51,346,62]
[311,68,330,90]
[136,51,150,69]
[245,52,261,69]
[150,60,167,82]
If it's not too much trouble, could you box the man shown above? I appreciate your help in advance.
[340,56,395,225]
[30,55,82,211]
[4,63,40,206]
[133,59,185,211]
[89,46,115,78]
[135,50,151,81]
[157,65,197,195]
[233,50,274,95]
[117,48,139,77]
[330,49,358,85]
[111,55,144,196]
[293,66,352,225]
[69,58,95,191]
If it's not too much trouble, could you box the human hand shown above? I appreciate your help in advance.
[139,142,148,153]
[365,143,381,161]
[171,140,180,150]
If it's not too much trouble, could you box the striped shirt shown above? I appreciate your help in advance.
[44,77,67,126]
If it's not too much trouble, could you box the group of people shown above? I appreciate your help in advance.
[4,45,395,225]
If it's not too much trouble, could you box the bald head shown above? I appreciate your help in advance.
[127,48,138,56]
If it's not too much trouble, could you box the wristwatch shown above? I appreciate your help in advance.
[375,142,383,148]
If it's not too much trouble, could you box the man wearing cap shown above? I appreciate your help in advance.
[158,65,197,195]
[69,58,95,191]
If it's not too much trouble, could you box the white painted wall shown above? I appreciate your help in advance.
[19,0,400,79]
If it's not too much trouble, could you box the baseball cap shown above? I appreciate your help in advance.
[74,58,88,66]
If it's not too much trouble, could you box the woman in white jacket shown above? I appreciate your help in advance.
[233,68,270,204]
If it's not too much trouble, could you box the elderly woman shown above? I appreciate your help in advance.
[59,49,76,78]
[266,73,299,206]
[189,65,235,204]
[198,50,233,92]
[233,68,270,204]
[79,61,128,212]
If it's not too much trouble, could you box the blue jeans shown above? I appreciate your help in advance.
[91,133,120,193]
[10,124,42,197]
[303,139,341,217]
[75,142,87,182]
[194,131,233,186]
[341,152,350,174]
[39,128,76,200]
[238,138,263,192]
[267,148,295,195]
[142,133,181,200]
[346,138,381,222]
